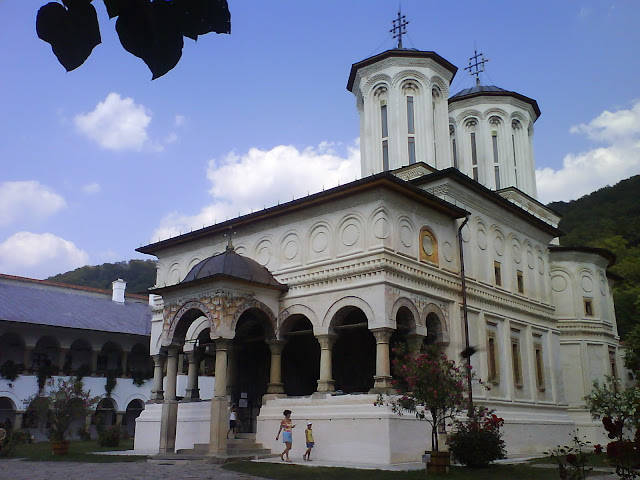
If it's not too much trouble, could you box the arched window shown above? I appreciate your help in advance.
[511,119,522,188]
[375,85,389,171]
[489,116,502,189]
[432,86,442,164]
[449,124,458,169]
[403,81,419,165]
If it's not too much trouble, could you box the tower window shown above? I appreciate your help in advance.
[471,132,478,181]
[408,137,416,164]
[382,140,389,171]
[492,132,500,188]
[486,331,500,385]
[494,261,502,287]
[452,138,458,168]
[407,96,415,134]
[381,103,388,138]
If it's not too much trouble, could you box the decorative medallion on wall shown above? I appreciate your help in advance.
[374,216,390,239]
[255,239,273,266]
[419,227,438,265]
[341,222,360,247]
[599,273,607,296]
[581,275,594,293]
[234,244,248,257]
[461,226,471,243]
[399,221,413,248]
[537,257,545,275]
[551,275,567,292]
[477,228,487,250]
[512,241,522,264]
[442,241,454,262]
[494,232,505,256]
[312,231,328,253]
[527,249,535,269]
[283,238,299,260]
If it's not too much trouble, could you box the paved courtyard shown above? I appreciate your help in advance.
[0,459,260,480]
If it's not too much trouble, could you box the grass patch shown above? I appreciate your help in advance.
[530,453,611,468]
[223,461,574,480]
[9,439,146,462]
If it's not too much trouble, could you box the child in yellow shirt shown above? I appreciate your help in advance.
[303,421,314,461]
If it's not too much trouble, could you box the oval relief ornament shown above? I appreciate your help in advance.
[551,275,567,292]
[477,229,487,250]
[312,231,328,253]
[422,234,434,256]
[494,235,505,256]
[581,275,594,293]
[374,217,390,239]
[342,223,360,246]
[283,239,298,260]
[442,241,454,262]
[400,224,412,248]
[512,242,522,264]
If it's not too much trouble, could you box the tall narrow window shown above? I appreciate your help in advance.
[381,104,388,138]
[609,350,618,381]
[486,331,500,385]
[512,120,521,188]
[494,261,502,287]
[492,132,500,189]
[534,342,545,391]
[511,338,523,388]
[450,125,458,169]
[382,139,389,171]
[584,298,593,317]
[407,96,415,134]
[408,137,416,164]
[517,270,524,294]
[471,132,478,181]
[432,88,441,165]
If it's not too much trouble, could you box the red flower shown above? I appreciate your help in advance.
[594,444,603,454]
[566,453,578,465]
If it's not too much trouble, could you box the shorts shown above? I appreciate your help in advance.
[229,419,237,428]
[282,431,292,443]
[306,442,314,449]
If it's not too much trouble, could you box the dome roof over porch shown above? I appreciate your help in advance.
[151,247,287,294]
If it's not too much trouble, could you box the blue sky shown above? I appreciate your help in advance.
[1,0,640,279]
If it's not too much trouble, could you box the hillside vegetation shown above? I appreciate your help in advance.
[549,174,640,338]
[47,259,157,295]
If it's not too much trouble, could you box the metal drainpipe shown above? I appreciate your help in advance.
[457,214,473,418]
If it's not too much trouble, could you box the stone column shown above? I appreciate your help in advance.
[372,328,394,392]
[407,334,425,357]
[209,338,231,456]
[184,351,201,401]
[316,335,336,392]
[158,347,179,454]
[151,354,165,402]
[91,350,99,376]
[115,412,124,426]
[23,347,32,372]
[13,412,24,430]
[58,348,68,375]
[121,351,128,375]
[225,344,236,396]
[267,339,285,394]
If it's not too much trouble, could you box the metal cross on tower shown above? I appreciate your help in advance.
[390,9,409,49]
[465,49,489,86]
[224,227,237,251]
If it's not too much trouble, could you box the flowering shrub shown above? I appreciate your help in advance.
[24,377,99,442]
[584,377,640,479]
[447,405,506,467]
[375,345,472,452]
[546,430,593,480]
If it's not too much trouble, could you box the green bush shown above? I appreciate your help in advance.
[97,425,121,448]
[0,430,25,458]
[0,360,22,381]
[447,406,506,468]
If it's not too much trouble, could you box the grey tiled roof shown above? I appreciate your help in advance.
[0,279,151,336]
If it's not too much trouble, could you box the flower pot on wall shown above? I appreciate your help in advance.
[427,450,451,475]
[51,440,70,455]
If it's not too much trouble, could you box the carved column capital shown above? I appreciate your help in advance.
[316,334,336,350]
[267,339,286,356]
[371,327,394,344]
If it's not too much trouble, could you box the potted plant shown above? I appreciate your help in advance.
[24,377,99,455]
[376,345,472,474]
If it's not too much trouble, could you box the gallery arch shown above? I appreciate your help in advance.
[330,306,375,393]
[280,315,320,396]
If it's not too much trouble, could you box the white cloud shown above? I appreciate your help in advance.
[175,115,186,127]
[0,181,66,227]
[152,141,360,241]
[0,232,89,279]
[82,182,101,194]
[536,100,640,203]
[74,93,152,151]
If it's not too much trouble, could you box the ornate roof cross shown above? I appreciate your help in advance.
[465,48,489,86]
[224,227,237,251]
[390,9,409,49]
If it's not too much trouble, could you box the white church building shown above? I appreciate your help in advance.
[133,28,625,465]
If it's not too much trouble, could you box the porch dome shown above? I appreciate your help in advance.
[181,247,286,290]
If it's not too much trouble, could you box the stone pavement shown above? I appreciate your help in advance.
[0,459,261,480]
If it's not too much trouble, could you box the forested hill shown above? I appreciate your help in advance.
[548,174,640,337]
[47,260,157,295]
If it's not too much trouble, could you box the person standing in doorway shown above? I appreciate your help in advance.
[275,409,295,462]
[227,404,238,439]
[303,421,314,461]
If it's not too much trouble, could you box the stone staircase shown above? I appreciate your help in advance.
[149,433,277,464]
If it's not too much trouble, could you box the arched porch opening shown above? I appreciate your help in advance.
[231,308,274,433]
[330,307,375,393]
[32,335,59,370]
[390,306,416,376]
[128,343,153,380]
[94,397,117,429]
[0,332,25,367]
[123,399,144,437]
[425,312,444,346]
[281,315,320,396]
[97,341,123,375]
[67,339,92,374]
[0,397,16,430]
